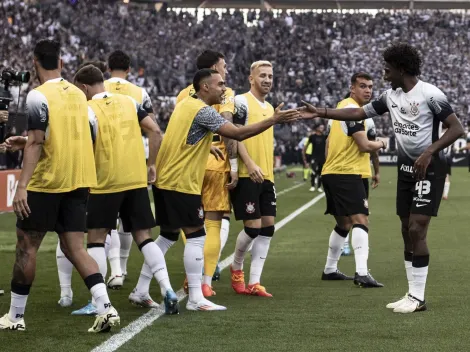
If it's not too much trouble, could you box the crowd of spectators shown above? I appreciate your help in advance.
[1,1,469,151]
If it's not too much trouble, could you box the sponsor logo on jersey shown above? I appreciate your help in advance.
[246,202,256,214]
[400,164,414,173]
[393,121,419,137]
[410,101,420,116]
[400,107,407,114]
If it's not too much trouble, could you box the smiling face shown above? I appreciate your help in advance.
[383,61,403,90]
[250,64,273,97]
[201,73,226,106]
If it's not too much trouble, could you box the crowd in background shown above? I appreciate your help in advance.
[1,1,470,168]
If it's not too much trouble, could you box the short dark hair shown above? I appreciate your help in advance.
[351,72,373,84]
[77,60,107,73]
[383,43,422,76]
[193,69,219,92]
[74,65,104,86]
[33,39,61,70]
[196,50,224,70]
[108,50,130,71]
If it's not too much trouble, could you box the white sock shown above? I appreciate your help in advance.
[410,266,428,301]
[405,260,413,285]
[443,181,450,198]
[232,230,255,271]
[185,236,205,303]
[135,235,177,295]
[352,225,369,276]
[104,234,111,257]
[90,283,111,315]
[8,292,28,322]
[119,232,133,275]
[249,235,272,285]
[108,230,122,277]
[56,241,73,298]
[88,245,107,280]
[219,217,230,257]
[324,229,346,274]
[155,235,176,255]
[140,241,172,297]
[203,275,212,286]
[344,233,350,246]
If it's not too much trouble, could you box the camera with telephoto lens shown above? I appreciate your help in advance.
[0,68,30,87]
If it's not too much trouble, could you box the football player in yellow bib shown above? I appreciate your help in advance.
[229,61,280,298]
[104,50,156,286]
[148,68,298,311]
[132,50,237,300]
[0,39,119,333]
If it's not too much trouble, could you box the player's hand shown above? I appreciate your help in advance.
[210,146,225,161]
[298,101,319,119]
[372,173,380,189]
[4,136,27,152]
[0,143,6,153]
[0,111,8,123]
[247,161,264,183]
[147,165,156,183]
[272,103,300,124]
[226,171,239,190]
[413,150,432,181]
[13,186,30,220]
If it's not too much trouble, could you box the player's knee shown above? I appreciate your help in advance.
[408,220,427,242]
[350,214,368,227]
[160,230,180,242]
[334,225,350,238]
[137,238,154,251]
[244,227,260,239]
[185,228,206,240]
[260,225,275,238]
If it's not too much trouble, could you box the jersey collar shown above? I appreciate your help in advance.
[44,77,64,84]
[108,77,128,84]
[92,91,112,100]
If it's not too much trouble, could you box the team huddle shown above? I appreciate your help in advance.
[0,39,464,333]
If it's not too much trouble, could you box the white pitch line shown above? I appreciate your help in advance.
[276,182,304,196]
[91,193,325,352]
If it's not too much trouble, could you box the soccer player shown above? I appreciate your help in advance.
[104,50,156,287]
[299,132,313,182]
[229,61,281,298]
[151,68,298,310]
[303,124,326,192]
[318,75,385,286]
[300,43,464,312]
[441,126,452,200]
[0,39,119,332]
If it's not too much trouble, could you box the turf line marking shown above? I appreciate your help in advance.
[91,193,325,352]
[276,182,304,196]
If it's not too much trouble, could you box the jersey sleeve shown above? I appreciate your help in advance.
[233,95,248,125]
[363,91,389,118]
[219,88,235,114]
[346,120,365,136]
[141,89,154,114]
[365,118,377,140]
[425,85,454,122]
[26,90,49,131]
[194,106,228,133]
[88,106,98,143]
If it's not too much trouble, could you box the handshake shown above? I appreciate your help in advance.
[271,101,324,124]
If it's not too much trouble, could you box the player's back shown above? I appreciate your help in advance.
[88,93,147,193]
[28,79,96,192]
[105,78,144,104]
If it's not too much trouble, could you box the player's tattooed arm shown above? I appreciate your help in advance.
[220,112,238,160]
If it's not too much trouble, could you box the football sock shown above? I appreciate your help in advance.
[249,226,274,285]
[232,227,259,271]
[303,167,309,180]
[108,230,122,277]
[9,283,30,323]
[352,224,369,276]
[185,232,205,303]
[87,243,107,280]
[204,219,221,281]
[443,181,450,198]
[410,255,429,301]
[404,251,413,286]
[139,239,172,297]
[119,231,133,275]
[324,226,348,274]
[85,273,111,315]
[344,233,350,246]
[56,240,73,298]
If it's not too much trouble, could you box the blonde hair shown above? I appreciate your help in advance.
[250,60,273,72]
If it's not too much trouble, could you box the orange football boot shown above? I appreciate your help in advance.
[201,284,216,297]
[246,283,273,297]
[230,265,247,294]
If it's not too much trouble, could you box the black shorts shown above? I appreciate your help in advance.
[322,174,369,217]
[310,158,325,175]
[87,187,155,232]
[231,178,277,221]
[446,159,452,176]
[363,178,370,199]
[17,188,88,233]
[396,177,445,217]
[152,186,204,228]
